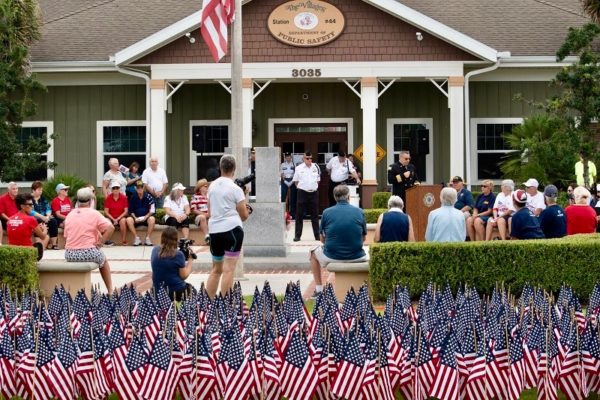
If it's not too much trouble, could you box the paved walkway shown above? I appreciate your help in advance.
[41,221,370,300]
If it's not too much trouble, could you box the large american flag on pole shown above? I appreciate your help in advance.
[200,0,235,62]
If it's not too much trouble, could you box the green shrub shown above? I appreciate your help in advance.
[372,192,391,209]
[369,234,600,302]
[43,174,88,202]
[363,208,386,224]
[0,246,39,292]
[155,208,166,223]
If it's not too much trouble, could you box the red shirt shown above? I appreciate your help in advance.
[0,193,18,220]
[7,212,38,246]
[565,205,597,235]
[51,196,72,217]
[104,193,128,219]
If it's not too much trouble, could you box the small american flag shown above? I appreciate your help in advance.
[139,334,177,399]
[280,330,319,400]
[429,329,460,400]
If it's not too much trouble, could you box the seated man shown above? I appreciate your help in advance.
[126,180,156,246]
[310,185,367,296]
[425,187,466,242]
[539,184,566,239]
[0,181,19,241]
[104,181,129,245]
[451,176,474,219]
[7,193,48,260]
[510,190,545,240]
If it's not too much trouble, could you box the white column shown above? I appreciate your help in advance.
[361,77,378,182]
[242,78,254,148]
[448,76,465,179]
[150,79,167,165]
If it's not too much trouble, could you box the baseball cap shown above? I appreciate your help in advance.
[135,180,144,187]
[110,181,121,189]
[55,183,70,193]
[451,176,463,183]
[172,182,186,191]
[513,189,528,204]
[543,184,558,198]
[523,178,539,188]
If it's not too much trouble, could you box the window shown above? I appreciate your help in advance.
[189,121,231,184]
[386,118,433,184]
[97,121,147,186]
[470,118,523,181]
[6,122,54,186]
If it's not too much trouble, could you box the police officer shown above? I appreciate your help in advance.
[280,152,296,217]
[387,150,419,207]
[293,151,321,241]
[326,150,361,207]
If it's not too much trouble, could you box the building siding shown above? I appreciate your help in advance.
[469,81,557,118]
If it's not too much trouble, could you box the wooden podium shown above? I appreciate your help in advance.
[405,185,442,242]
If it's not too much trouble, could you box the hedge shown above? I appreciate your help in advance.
[0,246,39,292]
[372,192,391,209]
[369,234,600,302]
[363,208,386,224]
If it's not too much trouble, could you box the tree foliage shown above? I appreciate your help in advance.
[0,0,53,182]
[582,0,600,23]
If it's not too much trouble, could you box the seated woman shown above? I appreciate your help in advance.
[64,188,115,294]
[31,181,59,249]
[7,193,49,260]
[486,179,515,240]
[163,183,191,239]
[151,226,194,301]
[466,180,496,241]
[190,179,210,245]
[565,186,597,235]
[51,183,72,227]
[125,161,142,198]
[104,180,129,245]
[374,195,415,242]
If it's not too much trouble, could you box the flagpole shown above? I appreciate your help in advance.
[231,0,245,280]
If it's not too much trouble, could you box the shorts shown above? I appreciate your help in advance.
[311,245,368,268]
[65,247,106,267]
[209,226,244,260]
[133,220,148,227]
[165,216,190,229]
[477,215,491,224]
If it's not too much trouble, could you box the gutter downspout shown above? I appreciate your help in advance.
[464,51,510,190]
[116,66,151,158]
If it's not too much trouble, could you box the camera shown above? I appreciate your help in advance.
[178,238,197,259]
[234,173,255,189]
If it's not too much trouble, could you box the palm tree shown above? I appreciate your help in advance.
[582,0,600,23]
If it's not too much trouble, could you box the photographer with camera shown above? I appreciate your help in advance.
[150,226,196,301]
[206,154,251,298]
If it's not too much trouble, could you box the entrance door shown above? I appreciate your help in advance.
[274,123,348,213]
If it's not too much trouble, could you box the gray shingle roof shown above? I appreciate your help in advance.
[30,0,591,63]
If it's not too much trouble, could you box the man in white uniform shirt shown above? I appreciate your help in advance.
[293,151,321,241]
[523,178,546,216]
[325,150,361,207]
[280,152,296,218]
[142,157,169,208]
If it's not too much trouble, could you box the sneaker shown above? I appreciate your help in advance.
[204,235,211,246]
[133,237,142,246]
[293,237,301,242]
[104,240,115,247]
[144,237,153,246]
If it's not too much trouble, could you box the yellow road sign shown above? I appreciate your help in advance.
[353,144,387,164]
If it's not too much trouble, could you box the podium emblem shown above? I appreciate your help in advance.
[423,192,435,208]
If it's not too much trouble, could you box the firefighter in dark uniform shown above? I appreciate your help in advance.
[387,150,419,207]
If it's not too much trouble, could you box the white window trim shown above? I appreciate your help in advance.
[189,120,232,185]
[470,117,524,185]
[386,118,434,184]
[268,117,354,153]
[1,121,54,188]
[96,120,147,187]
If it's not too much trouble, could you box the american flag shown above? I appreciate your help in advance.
[33,328,55,400]
[507,330,525,400]
[111,318,140,400]
[223,326,255,399]
[139,334,177,399]
[200,0,234,62]
[537,327,559,400]
[413,329,435,400]
[49,333,78,400]
[429,329,460,400]
[280,330,319,400]
[464,332,487,400]
[331,330,366,399]
[559,323,584,400]
[260,330,282,400]
[123,334,148,394]
[0,326,19,399]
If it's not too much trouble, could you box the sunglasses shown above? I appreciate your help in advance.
[481,185,489,188]
[112,187,120,190]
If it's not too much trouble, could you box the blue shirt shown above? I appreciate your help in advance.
[539,204,567,239]
[150,246,187,293]
[511,208,545,240]
[320,200,366,260]
[455,188,474,211]
[128,191,155,217]
[379,210,409,242]
[425,206,466,242]
[474,192,496,213]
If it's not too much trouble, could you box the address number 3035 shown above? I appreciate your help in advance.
[291,69,322,77]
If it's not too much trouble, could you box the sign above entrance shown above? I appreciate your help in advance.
[267,0,345,47]
[353,144,387,164]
